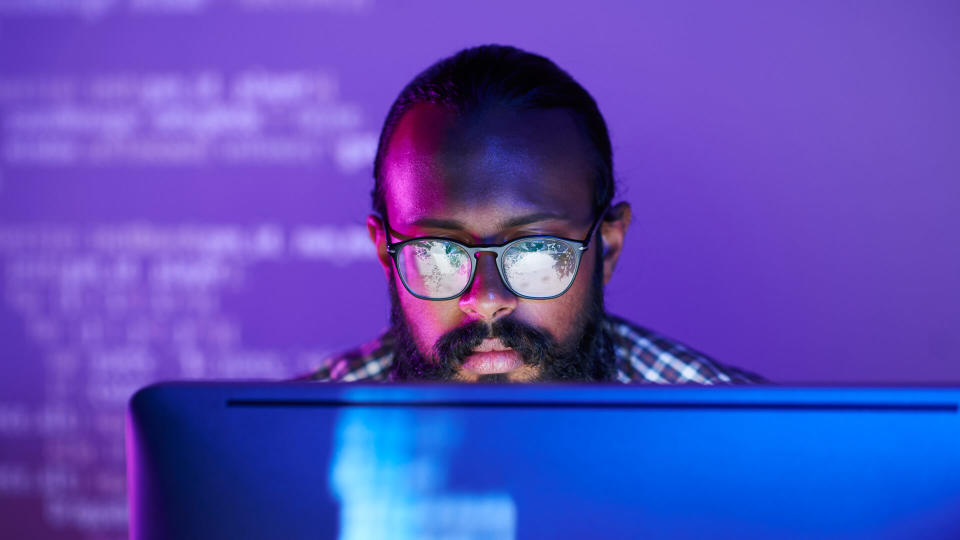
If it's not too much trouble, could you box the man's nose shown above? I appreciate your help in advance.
[458,252,517,321]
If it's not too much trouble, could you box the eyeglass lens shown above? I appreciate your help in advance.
[395,238,578,299]
[397,240,473,298]
[502,238,577,297]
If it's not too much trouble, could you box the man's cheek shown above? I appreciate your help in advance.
[518,298,580,341]
[401,298,457,355]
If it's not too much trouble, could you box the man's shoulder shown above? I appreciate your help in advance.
[297,330,395,382]
[605,313,766,384]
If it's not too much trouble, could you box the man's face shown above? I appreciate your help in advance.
[370,103,627,382]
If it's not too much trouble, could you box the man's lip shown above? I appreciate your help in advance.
[462,350,522,374]
[471,338,511,353]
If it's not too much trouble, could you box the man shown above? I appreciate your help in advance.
[306,45,762,384]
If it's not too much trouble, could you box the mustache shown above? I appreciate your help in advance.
[433,317,559,368]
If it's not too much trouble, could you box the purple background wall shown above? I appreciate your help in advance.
[1,0,958,537]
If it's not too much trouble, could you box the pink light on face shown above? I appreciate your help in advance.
[382,103,460,219]
[377,103,601,383]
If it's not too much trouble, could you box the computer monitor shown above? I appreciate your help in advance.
[126,383,960,539]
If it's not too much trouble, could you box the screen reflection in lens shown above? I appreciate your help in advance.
[398,240,472,298]
[502,239,577,297]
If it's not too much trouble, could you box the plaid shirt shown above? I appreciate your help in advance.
[301,313,765,384]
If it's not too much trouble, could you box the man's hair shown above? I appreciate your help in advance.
[372,44,615,220]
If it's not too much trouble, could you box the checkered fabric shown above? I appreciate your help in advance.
[299,313,765,384]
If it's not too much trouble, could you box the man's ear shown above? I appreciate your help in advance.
[367,214,393,281]
[600,202,632,285]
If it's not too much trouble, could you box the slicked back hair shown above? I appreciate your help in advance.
[372,44,615,221]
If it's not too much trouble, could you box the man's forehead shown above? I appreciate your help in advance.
[382,103,596,230]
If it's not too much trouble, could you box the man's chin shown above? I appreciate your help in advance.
[452,364,542,383]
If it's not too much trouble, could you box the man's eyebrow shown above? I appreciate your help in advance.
[500,212,568,228]
[409,212,568,230]
[408,217,467,230]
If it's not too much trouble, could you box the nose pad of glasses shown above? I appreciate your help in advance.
[467,251,508,293]
[459,251,517,320]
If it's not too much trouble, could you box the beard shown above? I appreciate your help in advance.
[387,252,615,383]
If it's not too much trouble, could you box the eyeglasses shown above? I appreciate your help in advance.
[383,209,606,301]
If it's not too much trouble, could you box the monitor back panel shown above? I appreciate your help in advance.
[126,383,960,539]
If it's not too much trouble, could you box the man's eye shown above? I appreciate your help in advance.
[519,240,545,252]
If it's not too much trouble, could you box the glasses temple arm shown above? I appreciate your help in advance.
[579,206,610,250]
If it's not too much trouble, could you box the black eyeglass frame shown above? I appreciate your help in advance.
[383,208,608,301]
